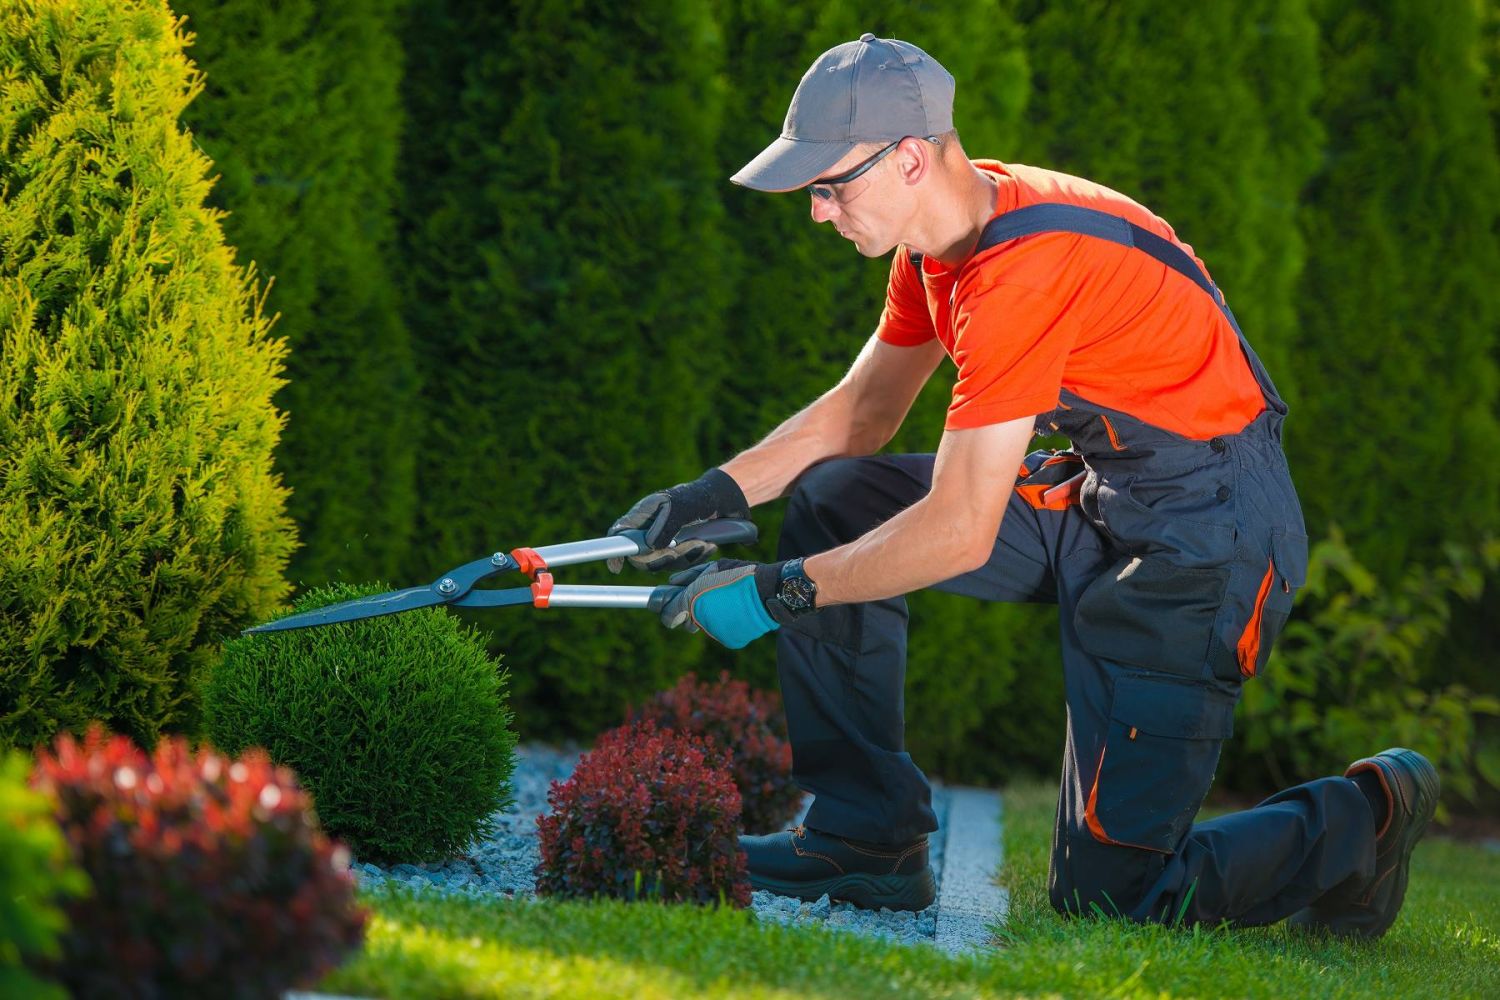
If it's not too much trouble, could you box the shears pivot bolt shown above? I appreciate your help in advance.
[491,553,508,567]
[437,578,458,595]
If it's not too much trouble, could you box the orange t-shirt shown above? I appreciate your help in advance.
[876,160,1265,438]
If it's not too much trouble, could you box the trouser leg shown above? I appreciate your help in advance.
[774,452,1092,843]
[1047,560,1378,926]
[773,455,936,843]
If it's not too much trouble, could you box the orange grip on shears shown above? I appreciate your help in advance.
[511,547,548,579]
[530,572,554,608]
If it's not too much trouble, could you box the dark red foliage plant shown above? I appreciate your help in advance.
[535,720,750,907]
[29,725,367,999]
[627,670,802,834]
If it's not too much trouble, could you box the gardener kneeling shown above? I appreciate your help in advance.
[607,34,1435,936]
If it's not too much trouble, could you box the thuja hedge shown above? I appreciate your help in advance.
[0,0,295,750]
[176,0,420,590]
[1291,0,1500,581]
[395,0,729,727]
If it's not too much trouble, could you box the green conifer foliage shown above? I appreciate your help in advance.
[1438,0,1500,708]
[1013,0,1320,392]
[175,0,418,590]
[399,1,729,734]
[1293,0,1500,578]
[0,0,296,750]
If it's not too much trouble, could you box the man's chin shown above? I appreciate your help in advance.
[850,235,896,258]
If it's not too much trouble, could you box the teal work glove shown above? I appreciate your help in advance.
[659,559,786,649]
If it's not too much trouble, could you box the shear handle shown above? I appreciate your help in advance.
[533,517,758,568]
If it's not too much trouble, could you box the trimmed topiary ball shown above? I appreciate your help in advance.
[204,581,517,863]
[627,670,801,834]
[30,725,365,998]
[535,720,750,907]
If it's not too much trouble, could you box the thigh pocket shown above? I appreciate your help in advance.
[1086,675,1237,853]
[1234,529,1309,679]
[1074,555,1230,676]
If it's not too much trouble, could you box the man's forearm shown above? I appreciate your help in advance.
[718,387,869,507]
[796,417,1037,607]
[802,491,999,606]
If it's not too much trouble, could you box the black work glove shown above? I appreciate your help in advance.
[606,467,751,574]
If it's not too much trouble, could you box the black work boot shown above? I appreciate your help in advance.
[738,823,936,911]
[1287,748,1440,939]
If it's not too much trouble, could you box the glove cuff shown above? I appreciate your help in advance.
[754,560,786,605]
[698,467,751,518]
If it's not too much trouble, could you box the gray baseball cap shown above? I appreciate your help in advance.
[731,33,955,192]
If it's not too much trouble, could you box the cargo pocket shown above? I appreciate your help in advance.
[1084,675,1237,853]
[1235,529,1308,678]
[1074,555,1230,677]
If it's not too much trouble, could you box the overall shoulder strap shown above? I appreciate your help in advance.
[977,203,1223,308]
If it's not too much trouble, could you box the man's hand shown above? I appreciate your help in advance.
[659,559,786,649]
[607,468,750,573]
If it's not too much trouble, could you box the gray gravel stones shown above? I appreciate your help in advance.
[350,742,954,949]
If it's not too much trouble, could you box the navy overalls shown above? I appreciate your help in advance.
[773,204,1379,925]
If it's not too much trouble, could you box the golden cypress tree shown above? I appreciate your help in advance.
[0,0,296,749]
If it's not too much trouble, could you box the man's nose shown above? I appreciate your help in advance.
[809,195,839,225]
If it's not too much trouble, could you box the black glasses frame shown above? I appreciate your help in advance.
[807,135,941,202]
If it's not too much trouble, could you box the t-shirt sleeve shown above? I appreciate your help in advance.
[875,249,937,346]
[945,281,1080,430]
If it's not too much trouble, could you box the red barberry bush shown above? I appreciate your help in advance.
[627,671,801,834]
[29,726,366,999]
[535,720,750,907]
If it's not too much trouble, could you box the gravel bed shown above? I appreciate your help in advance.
[351,742,950,948]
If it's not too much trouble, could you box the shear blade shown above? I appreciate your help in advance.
[242,585,445,634]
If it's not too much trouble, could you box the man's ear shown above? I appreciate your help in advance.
[896,136,933,187]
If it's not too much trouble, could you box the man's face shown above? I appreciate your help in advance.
[806,140,912,257]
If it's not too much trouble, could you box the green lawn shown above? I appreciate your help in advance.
[316,782,1500,999]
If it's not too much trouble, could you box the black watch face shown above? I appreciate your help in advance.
[781,575,816,612]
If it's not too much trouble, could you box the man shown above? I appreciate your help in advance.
[607,34,1436,934]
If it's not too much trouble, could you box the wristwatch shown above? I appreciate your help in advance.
[773,557,819,620]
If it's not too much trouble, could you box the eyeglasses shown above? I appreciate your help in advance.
[806,135,941,203]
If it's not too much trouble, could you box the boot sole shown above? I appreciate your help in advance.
[749,866,936,912]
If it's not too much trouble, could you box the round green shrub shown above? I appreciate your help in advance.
[204,582,518,863]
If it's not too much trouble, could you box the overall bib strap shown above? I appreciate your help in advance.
[974,203,1286,414]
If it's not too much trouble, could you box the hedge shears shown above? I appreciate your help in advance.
[241,519,758,635]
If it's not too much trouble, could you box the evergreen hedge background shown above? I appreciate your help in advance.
[3,0,1498,805]
[174,0,419,590]
[1289,0,1500,581]
[396,0,730,728]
